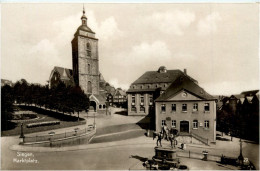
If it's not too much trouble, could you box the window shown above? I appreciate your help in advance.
[86,43,91,56]
[131,106,136,112]
[148,85,150,89]
[172,104,176,112]
[161,120,166,127]
[193,103,198,111]
[140,106,145,112]
[149,96,153,105]
[99,105,102,109]
[140,94,144,106]
[182,104,187,112]
[193,120,198,128]
[204,103,210,111]
[172,120,176,128]
[140,85,143,89]
[131,95,135,105]
[87,81,92,93]
[161,104,166,113]
[204,120,209,128]
[88,64,91,74]
[103,105,106,109]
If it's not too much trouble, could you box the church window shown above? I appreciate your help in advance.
[88,64,91,74]
[87,43,91,57]
[87,81,92,94]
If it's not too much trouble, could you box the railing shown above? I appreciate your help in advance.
[191,132,209,145]
[23,127,95,143]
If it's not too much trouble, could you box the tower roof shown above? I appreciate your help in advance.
[74,7,95,35]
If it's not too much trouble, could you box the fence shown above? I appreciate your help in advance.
[23,127,95,143]
[177,150,221,162]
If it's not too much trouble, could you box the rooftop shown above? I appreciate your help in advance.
[155,75,215,101]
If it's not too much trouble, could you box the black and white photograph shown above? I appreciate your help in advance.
[1,2,259,170]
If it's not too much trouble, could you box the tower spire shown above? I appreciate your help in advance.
[81,4,87,25]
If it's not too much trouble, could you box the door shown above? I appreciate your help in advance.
[180,121,189,133]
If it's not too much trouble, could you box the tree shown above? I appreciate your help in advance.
[1,85,14,113]
[1,85,14,130]
[68,86,89,121]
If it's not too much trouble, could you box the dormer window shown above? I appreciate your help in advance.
[158,66,167,73]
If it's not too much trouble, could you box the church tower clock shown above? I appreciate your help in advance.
[71,8,99,95]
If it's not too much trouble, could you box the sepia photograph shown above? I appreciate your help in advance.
[1,2,259,170]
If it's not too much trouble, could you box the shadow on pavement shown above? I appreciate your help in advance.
[114,110,127,116]
[216,137,231,141]
[130,155,148,162]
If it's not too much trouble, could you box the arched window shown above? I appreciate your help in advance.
[87,81,92,94]
[99,104,102,109]
[103,104,106,109]
[86,43,91,57]
[88,64,91,74]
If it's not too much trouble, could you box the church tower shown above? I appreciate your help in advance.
[72,7,99,95]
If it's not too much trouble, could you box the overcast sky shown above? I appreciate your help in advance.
[1,3,259,95]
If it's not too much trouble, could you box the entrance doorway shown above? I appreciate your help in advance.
[180,121,189,133]
[90,101,96,112]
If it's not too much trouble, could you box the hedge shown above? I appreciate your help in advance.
[26,121,60,128]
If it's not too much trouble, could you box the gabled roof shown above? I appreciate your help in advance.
[114,89,127,96]
[155,75,214,101]
[53,66,73,80]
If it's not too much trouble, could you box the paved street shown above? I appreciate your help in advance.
[1,108,259,170]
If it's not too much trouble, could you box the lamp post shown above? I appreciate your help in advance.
[19,123,25,144]
[238,138,244,165]
[48,131,55,147]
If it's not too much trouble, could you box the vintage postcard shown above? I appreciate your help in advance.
[1,2,259,170]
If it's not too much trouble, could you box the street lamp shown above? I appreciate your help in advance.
[237,138,244,165]
[19,123,25,144]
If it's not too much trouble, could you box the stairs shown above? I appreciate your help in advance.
[177,132,209,145]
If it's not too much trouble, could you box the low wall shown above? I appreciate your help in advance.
[22,128,96,147]
[177,150,221,162]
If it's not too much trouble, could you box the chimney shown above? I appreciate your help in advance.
[184,69,187,75]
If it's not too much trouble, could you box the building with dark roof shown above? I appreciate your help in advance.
[49,8,107,114]
[155,75,217,144]
[113,88,127,108]
[126,66,197,116]
[49,66,75,88]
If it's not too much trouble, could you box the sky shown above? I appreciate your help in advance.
[1,3,259,95]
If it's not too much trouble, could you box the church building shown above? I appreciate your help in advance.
[49,8,106,113]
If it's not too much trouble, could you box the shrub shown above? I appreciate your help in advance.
[26,121,60,128]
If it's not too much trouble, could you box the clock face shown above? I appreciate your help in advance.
[182,92,187,97]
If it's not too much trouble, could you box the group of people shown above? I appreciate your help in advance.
[153,123,178,148]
